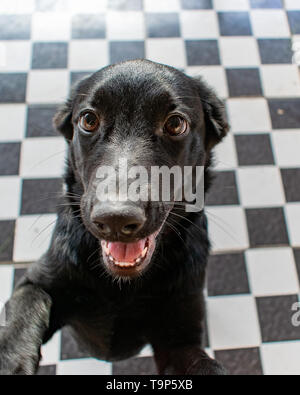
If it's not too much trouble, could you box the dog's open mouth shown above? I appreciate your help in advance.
[100,233,157,277]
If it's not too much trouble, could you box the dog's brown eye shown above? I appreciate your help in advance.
[79,112,99,133]
[164,115,188,137]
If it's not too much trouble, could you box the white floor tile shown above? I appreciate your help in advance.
[207,206,249,252]
[207,295,261,349]
[0,177,21,219]
[213,133,238,170]
[32,12,71,42]
[246,247,299,296]
[106,11,145,40]
[41,332,61,366]
[26,70,69,104]
[227,98,272,133]
[285,203,300,247]
[213,0,249,10]
[251,10,290,38]
[20,137,66,178]
[68,0,107,13]
[261,65,300,98]
[180,11,219,39]
[219,37,260,67]
[0,0,35,14]
[13,214,57,262]
[69,40,109,71]
[186,66,228,98]
[0,104,26,141]
[57,358,112,375]
[146,38,186,69]
[144,0,180,12]
[272,130,300,167]
[261,341,300,375]
[0,41,31,72]
[237,166,285,208]
[0,265,14,304]
[285,0,300,10]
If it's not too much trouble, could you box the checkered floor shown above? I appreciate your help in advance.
[0,0,300,375]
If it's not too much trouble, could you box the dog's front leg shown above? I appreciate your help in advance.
[154,345,226,376]
[0,284,52,375]
[149,294,227,376]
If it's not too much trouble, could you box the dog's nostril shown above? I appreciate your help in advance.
[121,223,140,236]
[96,222,111,235]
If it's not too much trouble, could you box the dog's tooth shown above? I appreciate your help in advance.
[109,255,114,262]
[105,246,110,255]
[141,247,148,258]
[135,258,142,264]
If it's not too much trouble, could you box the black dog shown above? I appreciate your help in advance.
[0,60,229,375]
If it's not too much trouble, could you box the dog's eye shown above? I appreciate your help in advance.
[79,112,99,133]
[164,115,188,137]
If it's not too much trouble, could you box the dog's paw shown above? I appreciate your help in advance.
[0,334,40,375]
[186,356,227,376]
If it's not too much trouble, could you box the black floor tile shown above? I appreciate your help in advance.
[70,72,92,86]
[0,143,21,176]
[72,14,106,39]
[235,134,275,166]
[60,327,90,360]
[215,348,263,375]
[146,13,181,38]
[0,220,15,262]
[206,171,240,206]
[0,15,31,40]
[226,68,262,97]
[256,295,300,342]
[180,0,213,9]
[37,365,57,375]
[110,41,145,64]
[250,0,282,8]
[268,99,300,129]
[32,43,68,69]
[246,207,289,247]
[207,253,250,296]
[281,169,300,203]
[26,105,58,138]
[36,0,67,12]
[288,11,300,35]
[186,40,220,65]
[113,357,157,375]
[294,248,300,283]
[218,12,252,36]
[0,74,27,103]
[258,39,293,64]
[21,178,63,215]
[108,0,143,10]
[13,268,27,288]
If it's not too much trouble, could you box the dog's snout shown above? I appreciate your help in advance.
[91,204,146,238]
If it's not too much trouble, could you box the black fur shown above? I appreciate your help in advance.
[0,60,229,375]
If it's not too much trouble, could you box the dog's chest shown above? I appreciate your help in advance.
[67,297,148,362]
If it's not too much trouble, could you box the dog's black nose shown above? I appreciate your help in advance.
[91,204,146,237]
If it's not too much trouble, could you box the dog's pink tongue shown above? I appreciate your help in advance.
[107,239,147,262]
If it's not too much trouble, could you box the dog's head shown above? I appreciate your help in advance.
[54,60,229,279]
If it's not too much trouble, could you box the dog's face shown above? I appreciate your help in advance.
[54,60,228,279]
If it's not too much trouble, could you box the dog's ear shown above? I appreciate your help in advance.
[193,77,230,151]
[53,75,91,141]
[53,98,74,141]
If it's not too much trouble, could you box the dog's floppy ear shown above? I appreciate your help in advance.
[193,77,230,151]
[53,98,74,141]
[53,75,91,141]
